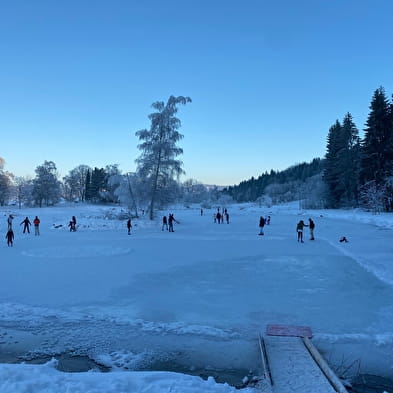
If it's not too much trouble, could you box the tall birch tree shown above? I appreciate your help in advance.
[135,95,191,219]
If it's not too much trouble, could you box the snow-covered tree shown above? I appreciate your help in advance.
[14,176,34,208]
[181,179,209,204]
[112,172,143,217]
[0,158,14,206]
[135,95,191,219]
[100,164,121,203]
[0,172,12,206]
[63,164,91,202]
[359,180,386,213]
[32,161,61,207]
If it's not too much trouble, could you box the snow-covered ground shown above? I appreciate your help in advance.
[1,202,393,392]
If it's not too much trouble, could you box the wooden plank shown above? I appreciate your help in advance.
[264,336,336,393]
[303,337,348,393]
[258,333,273,386]
[266,324,313,338]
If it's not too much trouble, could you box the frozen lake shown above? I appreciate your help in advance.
[1,204,393,383]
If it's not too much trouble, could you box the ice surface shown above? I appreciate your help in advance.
[1,203,393,392]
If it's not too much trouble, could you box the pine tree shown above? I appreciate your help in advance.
[85,170,92,201]
[336,113,360,207]
[360,87,393,186]
[89,167,106,202]
[135,95,191,219]
[323,120,342,207]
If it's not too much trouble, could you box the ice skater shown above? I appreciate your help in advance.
[6,229,14,246]
[20,217,31,233]
[168,214,178,232]
[296,220,308,243]
[259,216,265,236]
[33,216,40,236]
[7,214,14,230]
[127,218,132,235]
[308,218,315,240]
[162,216,168,231]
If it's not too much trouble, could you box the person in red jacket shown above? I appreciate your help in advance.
[33,216,40,236]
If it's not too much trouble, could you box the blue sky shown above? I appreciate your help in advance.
[1,0,393,185]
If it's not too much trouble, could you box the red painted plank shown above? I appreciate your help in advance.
[266,324,313,338]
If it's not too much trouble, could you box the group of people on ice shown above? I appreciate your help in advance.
[4,214,78,246]
[214,208,229,224]
[5,214,41,246]
[296,218,315,242]
[162,213,178,232]
[258,215,316,242]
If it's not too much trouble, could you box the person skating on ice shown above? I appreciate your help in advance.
[127,218,132,235]
[6,229,14,246]
[308,218,315,240]
[296,220,308,243]
[33,216,40,236]
[259,216,265,235]
[20,217,31,234]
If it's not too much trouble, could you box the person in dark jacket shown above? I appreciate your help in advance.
[296,220,308,243]
[162,216,168,231]
[6,229,14,246]
[20,217,31,234]
[259,216,265,235]
[7,214,14,230]
[127,218,132,235]
[308,218,315,240]
[168,214,178,232]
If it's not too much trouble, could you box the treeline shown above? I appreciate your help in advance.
[324,87,393,212]
[0,159,221,212]
[0,161,123,208]
[223,158,324,203]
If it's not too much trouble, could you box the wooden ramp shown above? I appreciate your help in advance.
[258,325,348,393]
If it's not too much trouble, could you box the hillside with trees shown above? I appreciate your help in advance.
[222,158,324,207]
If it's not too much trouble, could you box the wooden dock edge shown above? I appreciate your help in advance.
[258,333,273,386]
[302,337,348,393]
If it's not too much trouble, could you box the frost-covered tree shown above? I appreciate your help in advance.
[135,95,191,219]
[14,176,34,208]
[63,165,91,202]
[181,179,209,204]
[100,164,121,203]
[32,161,61,207]
[0,157,13,206]
[112,172,145,217]
[0,172,12,206]
[359,180,386,213]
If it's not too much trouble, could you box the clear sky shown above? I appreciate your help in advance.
[1,0,393,186]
